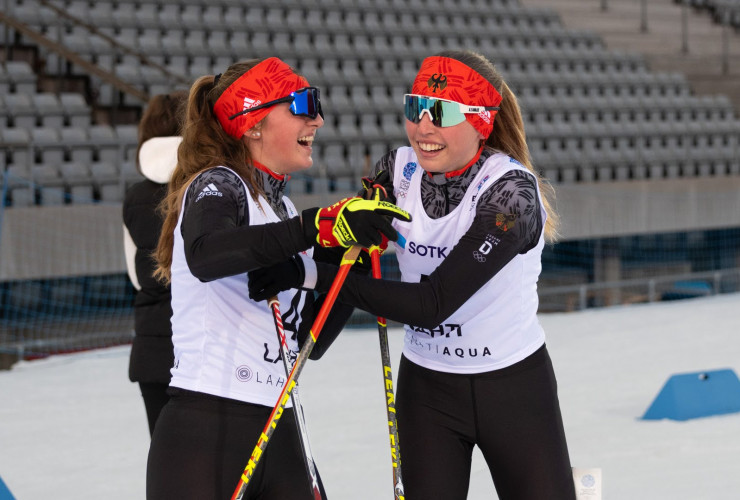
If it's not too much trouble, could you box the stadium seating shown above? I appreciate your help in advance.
[0,0,738,206]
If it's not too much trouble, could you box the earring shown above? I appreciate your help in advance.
[252,131,261,138]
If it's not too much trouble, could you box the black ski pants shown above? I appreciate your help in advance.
[146,388,326,500]
[139,381,169,437]
[396,345,576,500]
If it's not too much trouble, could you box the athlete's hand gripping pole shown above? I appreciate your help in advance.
[232,246,363,500]
[370,248,405,500]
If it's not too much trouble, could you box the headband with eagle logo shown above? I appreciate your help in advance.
[411,56,503,138]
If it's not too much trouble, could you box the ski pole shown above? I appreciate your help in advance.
[232,245,362,500]
[267,295,322,500]
[370,248,405,500]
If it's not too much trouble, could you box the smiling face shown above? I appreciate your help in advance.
[246,103,324,175]
[405,113,485,174]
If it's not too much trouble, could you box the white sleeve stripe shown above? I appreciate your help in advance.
[299,253,317,289]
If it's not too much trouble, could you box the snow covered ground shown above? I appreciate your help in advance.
[2,293,740,499]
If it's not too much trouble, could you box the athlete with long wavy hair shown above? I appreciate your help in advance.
[146,57,410,499]
[248,50,576,500]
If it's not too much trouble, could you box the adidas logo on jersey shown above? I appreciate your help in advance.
[195,183,223,203]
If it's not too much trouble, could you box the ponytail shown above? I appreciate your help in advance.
[436,49,560,243]
[487,82,559,243]
[154,63,266,283]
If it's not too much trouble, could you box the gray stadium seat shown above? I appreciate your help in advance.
[158,4,181,27]
[1,128,32,170]
[134,4,160,30]
[359,115,384,142]
[380,114,406,142]
[0,64,10,95]
[30,127,64,166]
[32,165,65,205]
[202,6,225,27]
[121,161,144,187]
[349,86,373,113]
[137,32,165,64]
[112,3,137,30]
[31,93,65,128]
[88,125,120,163]
[5,61,37,94]
[7,174,34,207]
[228,32,250,58]
[207,31,230,58]
[325,85,352,114]
[185,30,211,59]
[60,162,95,204]
[88,3,115,29]
[161,30,188,61]
[90,161,122,202]
[322,144,347,178]
[59,93,91,127]
[114,124,139,163]
[336,115,360,141]
[59,127,93,165]
[369,86,394,113]
[221,5,245,29]
[4,93,36,130]
[244,6,265,26]
[181,5,205,30]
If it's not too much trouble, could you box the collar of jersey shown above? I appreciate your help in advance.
[254,163,288,208]
[252,160,289,182]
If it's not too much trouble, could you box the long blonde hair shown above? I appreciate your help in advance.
[153,60,268,283]
[436,50,560,243]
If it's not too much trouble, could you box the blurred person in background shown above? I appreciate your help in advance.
[123,90,187,437]
[146,57,410,499]
[248,50,576,500]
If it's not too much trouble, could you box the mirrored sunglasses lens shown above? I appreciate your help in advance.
[290,88,320,118]
[404,96,466,127]
[436,100,467,127]
[404,96,423,123]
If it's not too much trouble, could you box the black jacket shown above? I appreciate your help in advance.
[123,179,173,383]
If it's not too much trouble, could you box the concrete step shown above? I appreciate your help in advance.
[519,0,740,114]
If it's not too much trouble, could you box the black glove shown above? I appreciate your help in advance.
[248,255,305,302]
[301,197,411,249]
[358,169,396,204]
[313,245,371,275]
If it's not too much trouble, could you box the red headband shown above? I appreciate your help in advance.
[412,56,502,138]
[213,57,309,139]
